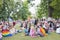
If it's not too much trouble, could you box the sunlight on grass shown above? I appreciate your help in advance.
[3,24,60,40]
[3,32,60,40]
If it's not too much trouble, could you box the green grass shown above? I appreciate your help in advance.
[3,24,60,40]
[3,32,60,40]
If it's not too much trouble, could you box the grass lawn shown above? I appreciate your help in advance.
[3,24,60,40]
[3,32,60,40]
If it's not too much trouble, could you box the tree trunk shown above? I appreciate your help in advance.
[48,0,54,17]
[48,6,54,17]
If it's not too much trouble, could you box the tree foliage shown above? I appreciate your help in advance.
[0,0,31,21]
[50,0,60,18]
[37,0,60,18]
[11,0,31,20]
[37,0,48,18]
[0,0,14,21]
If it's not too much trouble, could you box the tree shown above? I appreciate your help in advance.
[12,0,31,20]
[0,0,14,21]
[50,0,60,18]
[0,0,8,21]
[0,0,31,21]
[20,1,31,20]
[37,0,48,18]
[0,0,3,20]
[37,0,60,18]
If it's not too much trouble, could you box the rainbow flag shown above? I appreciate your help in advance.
[2,30,12,37]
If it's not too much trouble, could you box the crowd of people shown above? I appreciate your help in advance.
[0,17,60,40]
[23,17,60,37]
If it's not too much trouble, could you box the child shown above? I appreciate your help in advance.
[24,27,29,36]
[24,26,31,36]
[29,25,36,37]
[9,24,16,35]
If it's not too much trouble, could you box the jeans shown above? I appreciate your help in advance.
[0,38,2,40]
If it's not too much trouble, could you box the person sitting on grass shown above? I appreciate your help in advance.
[43,21,50,34]
[56,26,60,34]
[40,26,48,36]
[24,26,29,36]
[0,23,2,40]
[0,30,2,40]
[36,26,44,37]
[29,25,36,38]
[8,24,16,35]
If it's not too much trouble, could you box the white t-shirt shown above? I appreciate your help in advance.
[56,28,60,33]
[10,28,16,34]
[43,24,47,29]
[3,25,7,30]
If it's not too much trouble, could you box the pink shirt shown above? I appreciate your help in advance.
[30,29,35,36]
